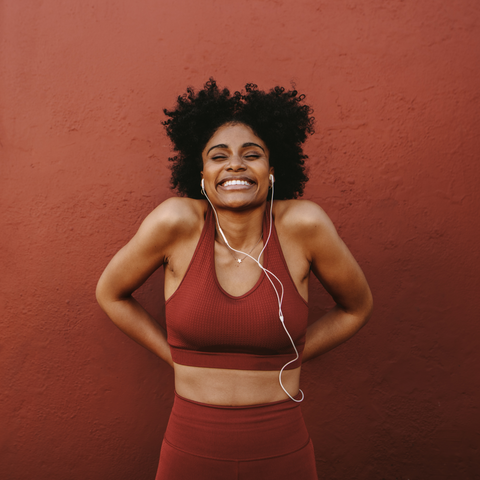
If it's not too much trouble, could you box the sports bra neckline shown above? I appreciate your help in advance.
[212,208,269,300]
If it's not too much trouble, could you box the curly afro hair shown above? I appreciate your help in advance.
[162,78,315,200]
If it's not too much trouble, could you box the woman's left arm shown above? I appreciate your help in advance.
[300,202,373,362]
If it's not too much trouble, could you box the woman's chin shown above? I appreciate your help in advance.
[218,195,266,211]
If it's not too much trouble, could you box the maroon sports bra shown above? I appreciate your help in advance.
[165,205,309,371]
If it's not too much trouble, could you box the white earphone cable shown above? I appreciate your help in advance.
[201,176,304,403]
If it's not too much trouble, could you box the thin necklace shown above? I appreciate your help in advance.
[224,233,263,266]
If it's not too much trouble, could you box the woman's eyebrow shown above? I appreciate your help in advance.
[207,142,265,154]
[242,142,265,152]
[207,144,228,154]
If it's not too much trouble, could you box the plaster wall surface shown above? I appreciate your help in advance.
[1,1,479,479]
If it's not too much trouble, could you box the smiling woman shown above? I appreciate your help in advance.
[96,79,373,479]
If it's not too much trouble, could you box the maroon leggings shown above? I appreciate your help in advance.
[155,392,318,479]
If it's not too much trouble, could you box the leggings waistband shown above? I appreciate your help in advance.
[173,391,302,409]
[164,392,310,461]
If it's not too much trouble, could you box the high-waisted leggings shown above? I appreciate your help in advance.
[155,392,318,479]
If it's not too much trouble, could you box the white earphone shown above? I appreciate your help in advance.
[200,172,303,403]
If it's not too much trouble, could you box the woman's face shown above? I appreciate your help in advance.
[201,123,273,211]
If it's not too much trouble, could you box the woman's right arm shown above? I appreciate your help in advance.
[95,198,194,367]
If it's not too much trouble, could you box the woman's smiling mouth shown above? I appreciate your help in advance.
[218,178,255,189]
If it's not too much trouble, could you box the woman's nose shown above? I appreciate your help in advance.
[227,154,245,170]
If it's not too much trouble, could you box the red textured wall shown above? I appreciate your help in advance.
[1,1,479,479]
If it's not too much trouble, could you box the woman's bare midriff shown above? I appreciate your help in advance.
[173,363,302,406]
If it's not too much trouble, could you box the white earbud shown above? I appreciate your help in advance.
[201,178,205,190]
[270,174,274,183]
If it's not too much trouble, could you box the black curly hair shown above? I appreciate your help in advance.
[162,79,315,200]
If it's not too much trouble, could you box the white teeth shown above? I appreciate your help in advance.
[222,180,251,187]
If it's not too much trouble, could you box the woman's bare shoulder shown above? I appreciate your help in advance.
[145,197,206,230]
[133,197,207,250]
[274,199,334,233]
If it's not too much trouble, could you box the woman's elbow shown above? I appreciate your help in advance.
[95,275,112,313]
[361,289,374,326]
[95,280,106,311]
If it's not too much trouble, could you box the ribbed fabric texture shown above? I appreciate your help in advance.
[165,205,309,371]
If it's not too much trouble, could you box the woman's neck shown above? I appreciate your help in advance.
[213,203,267,251]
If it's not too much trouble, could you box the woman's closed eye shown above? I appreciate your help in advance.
[211,153,261,161]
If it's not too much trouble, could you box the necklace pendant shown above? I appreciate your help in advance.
[237,259,242,263]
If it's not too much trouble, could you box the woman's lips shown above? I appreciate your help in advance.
[217,177,255,190]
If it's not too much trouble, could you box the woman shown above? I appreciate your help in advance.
[96,79,373,479]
